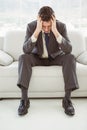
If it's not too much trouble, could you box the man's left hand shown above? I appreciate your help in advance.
[51,15,57,32]
[51,16,60,39]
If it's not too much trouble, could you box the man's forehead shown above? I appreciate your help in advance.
[42,21,52,26]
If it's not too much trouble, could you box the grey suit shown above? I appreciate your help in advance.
[17,20,79,91]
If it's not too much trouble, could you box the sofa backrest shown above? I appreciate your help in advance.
[3,30,25,60]
[68,29,86,57]
[0,36,4,50]
[3,29,86,61]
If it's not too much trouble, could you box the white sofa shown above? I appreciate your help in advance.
[0,29,87,98]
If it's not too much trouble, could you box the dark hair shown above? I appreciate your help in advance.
[38,6,55,21]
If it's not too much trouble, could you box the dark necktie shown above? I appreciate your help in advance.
[44,33,50,50]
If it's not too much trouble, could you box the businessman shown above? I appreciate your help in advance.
[17,6,79,116]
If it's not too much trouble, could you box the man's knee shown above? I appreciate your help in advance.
[19,54,36,67]
[65,54,76,63]
[19,54,32,62]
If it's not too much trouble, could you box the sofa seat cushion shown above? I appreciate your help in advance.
[0,61,18,77]
[0,62,87,77]
[0,62,87,93]
[0,61,63,77]
[76,62,87,76]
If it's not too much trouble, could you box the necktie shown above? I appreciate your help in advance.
[44,33,49,50]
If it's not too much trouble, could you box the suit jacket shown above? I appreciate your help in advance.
[23,20,72,59]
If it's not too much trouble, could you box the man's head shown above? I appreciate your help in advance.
[38,6,55,33]
[38,6,55,21]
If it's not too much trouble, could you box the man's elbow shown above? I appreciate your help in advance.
[67,44,72,53]
[23,45,27,54]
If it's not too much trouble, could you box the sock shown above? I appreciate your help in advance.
[21,86,28,101]
[65,90,71,100]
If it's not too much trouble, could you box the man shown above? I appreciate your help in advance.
[17,6,79,116]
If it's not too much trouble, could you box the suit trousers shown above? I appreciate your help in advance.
[17,53,79,91]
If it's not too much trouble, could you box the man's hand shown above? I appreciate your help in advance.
[33,16,42,39]
[36,16,42,33]
[51,15,60,39]
[51,15,57,32]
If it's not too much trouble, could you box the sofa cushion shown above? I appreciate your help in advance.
[0,61,18,76]
[0,61,87,77]
[3,30,25,60]
[68,29,86,57]
[76,51,87,65]
[0,50,13,66]
[0,62,87,93]
[0,61,63,77]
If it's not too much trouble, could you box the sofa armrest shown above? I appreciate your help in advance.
[0,50,13,66]
[76,51,87,65]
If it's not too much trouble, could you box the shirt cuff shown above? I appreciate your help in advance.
[31,35,37,43]
[56,34,62,44]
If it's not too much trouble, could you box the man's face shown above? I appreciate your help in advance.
[42,21,52,33]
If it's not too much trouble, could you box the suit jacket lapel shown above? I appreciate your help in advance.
[37,31,59,57]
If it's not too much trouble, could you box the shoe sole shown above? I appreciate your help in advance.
[18,109,28,116]
[65,110,75,116]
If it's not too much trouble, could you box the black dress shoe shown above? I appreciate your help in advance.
[62,98,75,116]
[18,99,30,116]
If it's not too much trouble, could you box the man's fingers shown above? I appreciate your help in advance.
[37,15,42,22]
[52,15,56,21]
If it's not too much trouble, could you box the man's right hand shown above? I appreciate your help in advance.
[33,16,42,39]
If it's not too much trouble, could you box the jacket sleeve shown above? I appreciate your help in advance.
[58,24,72,54]
[23,24,37,54]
